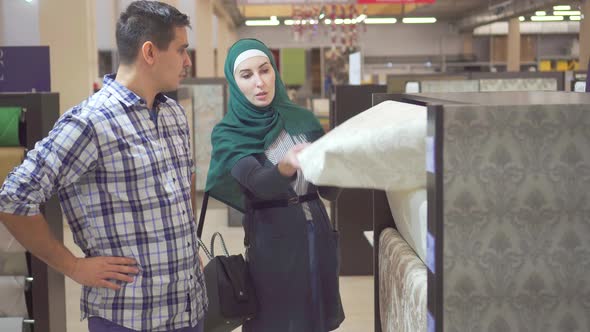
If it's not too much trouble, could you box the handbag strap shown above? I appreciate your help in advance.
[196,191,209,239]
[211,232,230,257]
[196,192,211,257]
[197,238,213,260]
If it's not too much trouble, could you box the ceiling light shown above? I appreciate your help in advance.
[402,17,437,24]
[519,16,525,21]
[284,20,295,25]
[356,14,367,22]
[570,15,581,21]
[535,11,546,16]
[553,10,581,16]
[245,19,280,26]
[530,15,564,21]
[25,0,33,2]
[364,17,397,24]
[324,19,332,24]
[553,5,571,11]
[270,16,277,21]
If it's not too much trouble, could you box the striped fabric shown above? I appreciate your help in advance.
[264,130,313,220]
[0,74,207,331]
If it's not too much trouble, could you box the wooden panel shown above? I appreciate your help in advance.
[330,84,386,276]
[492,35,537,64]
[491,35,507,63]
[311,48,321,95]
[521,35,536,63]
[270,49,281,75]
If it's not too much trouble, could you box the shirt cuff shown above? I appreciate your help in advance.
[0,199,41,216]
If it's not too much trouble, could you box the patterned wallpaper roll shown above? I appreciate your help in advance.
[586,61,590,92]
[192,85,225,191]
[0,223,26,253]
[0,107,21,146]
[0,276,28,317]
[0,147,25,185]
[0,317,24,331]
[379,228,427,332]
[0,253,27,276]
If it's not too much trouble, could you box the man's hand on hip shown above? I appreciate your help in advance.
[69,256,139,290]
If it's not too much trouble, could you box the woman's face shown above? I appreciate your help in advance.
[234,56,276,108]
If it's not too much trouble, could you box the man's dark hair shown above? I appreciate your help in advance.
[116,1,191,65]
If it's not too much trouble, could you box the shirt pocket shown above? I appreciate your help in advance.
[169,134,192,185]
[101,143,163,202]
[170,134,190,157]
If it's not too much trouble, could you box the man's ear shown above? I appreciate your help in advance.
[141,41,157,65]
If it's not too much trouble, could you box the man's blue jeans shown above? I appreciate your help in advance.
[88,316,204,332]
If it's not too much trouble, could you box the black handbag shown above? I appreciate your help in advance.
[197,192,258,332]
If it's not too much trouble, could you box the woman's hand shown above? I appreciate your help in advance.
[278,143,310,177]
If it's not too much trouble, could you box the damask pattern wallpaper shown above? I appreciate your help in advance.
[421,80,480,93]
[442,104,590,331]
[192,84,225,190]
[479,78,558,92]
[420,78,558,94]
[379,228,427,332]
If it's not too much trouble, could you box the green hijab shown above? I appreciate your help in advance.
[205,38,324,212]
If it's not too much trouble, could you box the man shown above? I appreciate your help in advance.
[0,1,207,331]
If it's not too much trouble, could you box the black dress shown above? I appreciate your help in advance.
[230,130,344,332]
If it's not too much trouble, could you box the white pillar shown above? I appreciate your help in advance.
[195,0,215,77]
[507,17,520,72]
[216,16,230,77]
[39,0,97,114]
[579,0,590,70]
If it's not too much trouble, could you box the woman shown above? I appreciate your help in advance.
[205,39,345,332]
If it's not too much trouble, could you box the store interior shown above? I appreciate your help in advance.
[1,0,589,331]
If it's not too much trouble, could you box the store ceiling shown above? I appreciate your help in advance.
[415,0,582,19]
[239,3,425,18]
[410,0,494,20]
[239,0,582,21]
[239,0,492,19]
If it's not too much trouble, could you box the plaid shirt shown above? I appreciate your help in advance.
[0,74,207,331]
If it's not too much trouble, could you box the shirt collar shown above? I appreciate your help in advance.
[102,74,169,109]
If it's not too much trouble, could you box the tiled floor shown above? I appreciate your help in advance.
[63,201,373,332]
